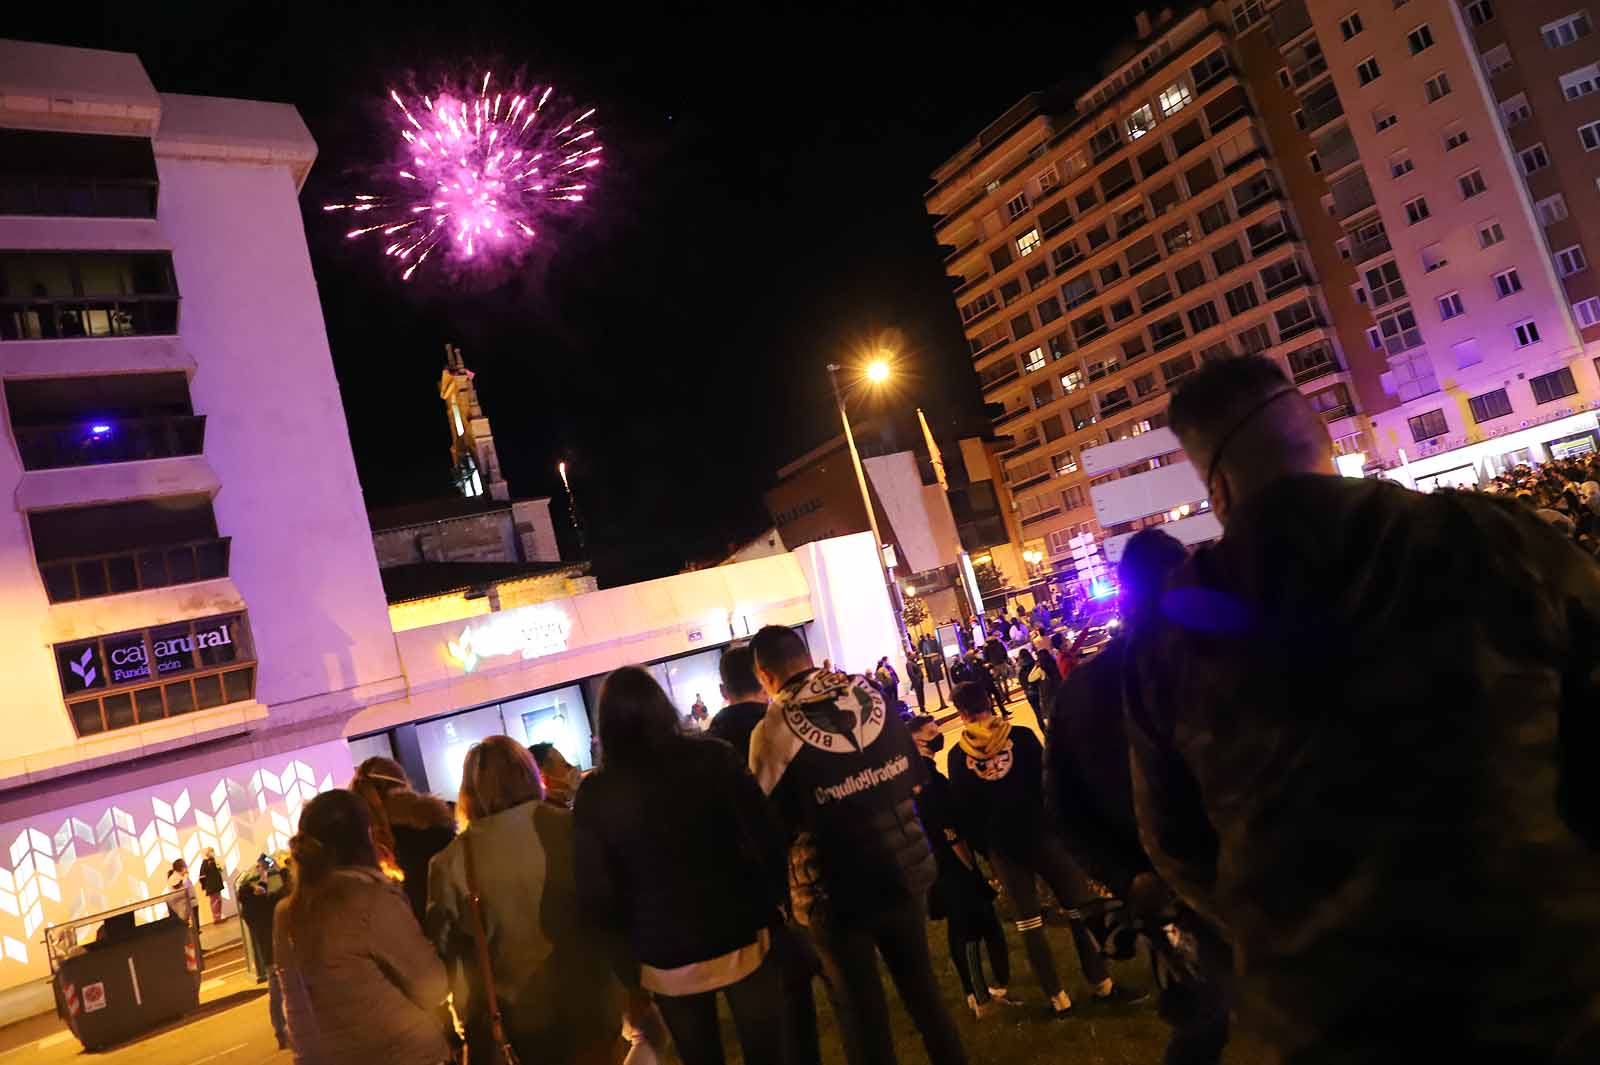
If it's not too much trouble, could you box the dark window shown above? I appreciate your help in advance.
[1137,274,1173,310]
[1038,200,1073,235]
[1026,262,1051,289]
[1175,261,1207,293]
[1061,273,1096,308]
[1110,297,1135,322]
[1042,414,1067,441]
[1086,224,1111,250]
[1408,409,1448,441]
[1185,158,1219,195]
[1531,367,1579,403]
[31,494,227,603]
[1237,322,1272,354]
[1036,296,1063,324]
[1075,187,1099,213]
[1126,236,1160,275]
[989,245,1013,273]
[1198,200,1231,235]
[1009,312,1033,340]
[1468,388,1513,423]
[1163,221,1193,254]
[1171,120,1206,157]
[1150,182,1181,217]
[1191,49,1231,93]
[1,251,179,340]
[0,129,158,218]
[1071,310,1108,344]
[1138,143,1170,180]
[1204,86,1251,132]
[1100,160,1136,200]
[1099,261,1124,286]
[1134,372,1158,397]
[1150,314,1186,350]
[1212,240,1246,275]
[1122,335,1148,361]
[1187,301,1220,333]
[1000,279,1024,305]
[1161,352,1197,384]
[1224,281,1259,316]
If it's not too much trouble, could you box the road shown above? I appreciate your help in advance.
[0,944,286,1064]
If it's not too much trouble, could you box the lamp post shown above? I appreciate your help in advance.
[825,358,912,660]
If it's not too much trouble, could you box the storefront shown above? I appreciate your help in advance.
[342,533,900,799]
[1392,410,1600,490]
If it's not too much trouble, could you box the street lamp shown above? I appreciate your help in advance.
[825,357,911,660]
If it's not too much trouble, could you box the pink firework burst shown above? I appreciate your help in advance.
[325,70,601,281]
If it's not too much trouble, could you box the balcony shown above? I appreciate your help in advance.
[1349,228,1393,265]
[980,366,1020,394]
[1319,403,1356,422]
[1304,94,1345,133]
[1269,0,1313,47]
[1247,217,1295,256]
[1290,54,1329,88]
[41,537,232,604]
[1002,437,1042,461]
[2,298,178,342]
[1020,505,1064,527]
[951,271,989,297]
[1098,396,1132,418]
[942,238,980,264]
[1013,470,1054,492]
[1287,342,1340,385]
[14,414,206,471]
[993,403,1032,426]
[1315,125,1361,175]
[1277,313,1325,343]
[1330,171,1376,223]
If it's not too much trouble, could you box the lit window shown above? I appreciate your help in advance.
[1408,24,1435,54]
[1126,104,1156,140]
[1514,319,1542,347]
[1519,143,1551,174]
[1556,244,1588,276]
[1466,0,1495,25]
[1438,291,1465,319]
[1022,346,1047,373]
[1458,169,1487,199]
[1561,62,1600,98]
[1542,11,1593,48]
[1404,196,1431,225]
[1484,44,1514,75]
[1357,57,1383,85]
[1479,221,1505,248]
[1425,72,1452,102]
[1340,12,1364,39]
[1060,367,1085,393]
[1158,82,1192,117]
[1016,228,1042,257]
[1494,268,1523,297]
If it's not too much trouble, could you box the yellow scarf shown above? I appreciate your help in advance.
[958,714,1012,760]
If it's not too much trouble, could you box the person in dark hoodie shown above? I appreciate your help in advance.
[748,626,966,1065]
[349,756,456,926]
[708,644,770,763]
[907,715,1012,1021]
[946,681,1144,1018]
[1048,528,1231,1065]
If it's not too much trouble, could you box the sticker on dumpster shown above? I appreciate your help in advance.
[63,982,79,1016]
[82,982,107,1013]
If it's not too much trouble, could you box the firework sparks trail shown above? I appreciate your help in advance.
[325,70,602,281]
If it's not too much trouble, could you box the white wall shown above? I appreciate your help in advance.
[792,532,906,678]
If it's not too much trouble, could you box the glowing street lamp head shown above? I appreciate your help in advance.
[865,360,890,384]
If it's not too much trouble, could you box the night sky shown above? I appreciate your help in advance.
[15,2,1130,585]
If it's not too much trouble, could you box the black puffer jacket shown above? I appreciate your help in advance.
[1129,474,1600,1062]
[381,789,456,926]
[751,668,934,925]
[573,734,787,970]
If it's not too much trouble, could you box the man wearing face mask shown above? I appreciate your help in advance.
[906,715,1012,1020]
[1132,355,1600,1062]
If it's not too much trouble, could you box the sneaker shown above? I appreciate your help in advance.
[1093,984,1151,1006]
[1050,990,1073,1015]
[965,993,993,1020]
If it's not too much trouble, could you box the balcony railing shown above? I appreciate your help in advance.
[1277,314,1325,342]
[68,660,257,737]
[1290,54,1329,87]
[41,537,231,604]
[1152,330,1187,352]
[1002,437,1042,461]
[2,298,178,341]
[1319,403,1356,422]
[980,366,1021,393]
[993,403,1032,425]
[942,238,980,264]
[1304,96,1345,133]
[1020,505,1064,527]
[1349,229,1393,264]
[1248,219,1295,256]
[1013,470,1053,492]
[1269,0,1313,46]
[1098,397,1132,418]
[15,414,206,471]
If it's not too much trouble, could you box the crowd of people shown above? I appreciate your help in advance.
[259,352,1599,1065]
[1472,452,1600,557]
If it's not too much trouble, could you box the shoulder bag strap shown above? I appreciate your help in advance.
[462,832,522,1065]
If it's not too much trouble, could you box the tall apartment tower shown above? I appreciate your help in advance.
[0,40,403,988]
[440,342,509,501]
[1246,0,1600,487]
[926,6,1380,576]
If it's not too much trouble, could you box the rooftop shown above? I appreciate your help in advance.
[379,560,584,604]
[368,495,549,531]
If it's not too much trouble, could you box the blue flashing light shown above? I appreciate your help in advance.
[1090,579,1117,600]
[90,424,113,435]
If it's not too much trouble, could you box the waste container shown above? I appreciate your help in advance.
[44,888,203,1050]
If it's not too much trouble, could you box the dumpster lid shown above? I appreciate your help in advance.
[44,887,189,970]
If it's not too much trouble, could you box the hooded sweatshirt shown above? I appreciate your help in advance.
[750,667,934,925]
[946,716,1046,856]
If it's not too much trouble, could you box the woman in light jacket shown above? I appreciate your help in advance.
[427,736,623,1065]
[273,789,451,1065]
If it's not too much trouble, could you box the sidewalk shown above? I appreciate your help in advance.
[0,915,241,1031]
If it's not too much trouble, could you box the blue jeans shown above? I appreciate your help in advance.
[268,968,285,1040]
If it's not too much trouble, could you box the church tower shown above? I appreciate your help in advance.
[439,343,510,501]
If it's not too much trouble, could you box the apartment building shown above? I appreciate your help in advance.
[1262,0,1600,486]
[925,5,1377,573]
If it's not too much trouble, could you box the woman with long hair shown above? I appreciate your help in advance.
[349,756,455,925]
[427,736,621,1065]
[573,666,792,1065]
[273,789,451,1065]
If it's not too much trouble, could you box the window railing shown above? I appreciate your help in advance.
[1099,396,1132,417]
[41,537,231,604]
[14,414,206,471]
[1074,321,1110,345]
[2,298,178,341]
[68,660,256,736]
